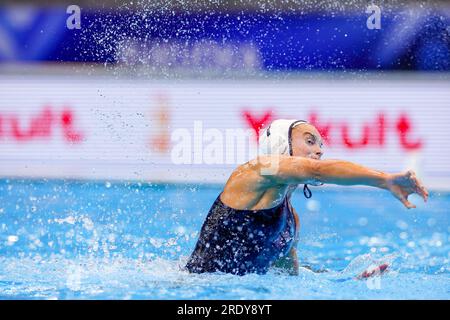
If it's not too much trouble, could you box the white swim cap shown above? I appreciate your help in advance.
[258,119,308,156]
[258,119,322,197]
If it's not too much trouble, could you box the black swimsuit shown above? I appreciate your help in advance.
[185,194,297,275]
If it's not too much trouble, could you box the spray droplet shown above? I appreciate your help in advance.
[7,235,19,245]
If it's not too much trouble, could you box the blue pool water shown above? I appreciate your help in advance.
[0,179,448,299]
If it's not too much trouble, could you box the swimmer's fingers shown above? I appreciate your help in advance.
[388,171,427,209]
[409,172,428,202]
[357,263,389,279]
[392,187,416,209]
[399,195,416,209]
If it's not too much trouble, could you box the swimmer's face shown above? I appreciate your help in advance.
[290,124,323,160]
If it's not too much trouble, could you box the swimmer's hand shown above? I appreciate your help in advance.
[386,170,429,209]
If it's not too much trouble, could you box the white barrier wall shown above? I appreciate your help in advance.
[0,75,449,190]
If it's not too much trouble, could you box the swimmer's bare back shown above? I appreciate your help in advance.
[220,155,428,211]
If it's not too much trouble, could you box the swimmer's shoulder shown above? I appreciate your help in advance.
[228,156,283,187]
[220,157,289,210]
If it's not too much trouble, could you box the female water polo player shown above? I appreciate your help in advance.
[185,119,428,276]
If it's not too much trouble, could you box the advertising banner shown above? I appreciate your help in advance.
[0,75,449,189]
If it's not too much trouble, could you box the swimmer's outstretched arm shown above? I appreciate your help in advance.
[258,156,429,209]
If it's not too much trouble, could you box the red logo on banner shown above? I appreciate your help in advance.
[149,94,171,153]
[242,109,273,141]
[0,107,84,143]
[242,110,422,151]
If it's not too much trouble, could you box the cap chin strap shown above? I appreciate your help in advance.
[303,184,312,199]
[287,120,313,199]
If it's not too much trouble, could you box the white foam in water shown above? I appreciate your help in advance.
[306,199,320,212]
[0,178,448,299]
[6,235,19,245]
[0,251,448,299]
